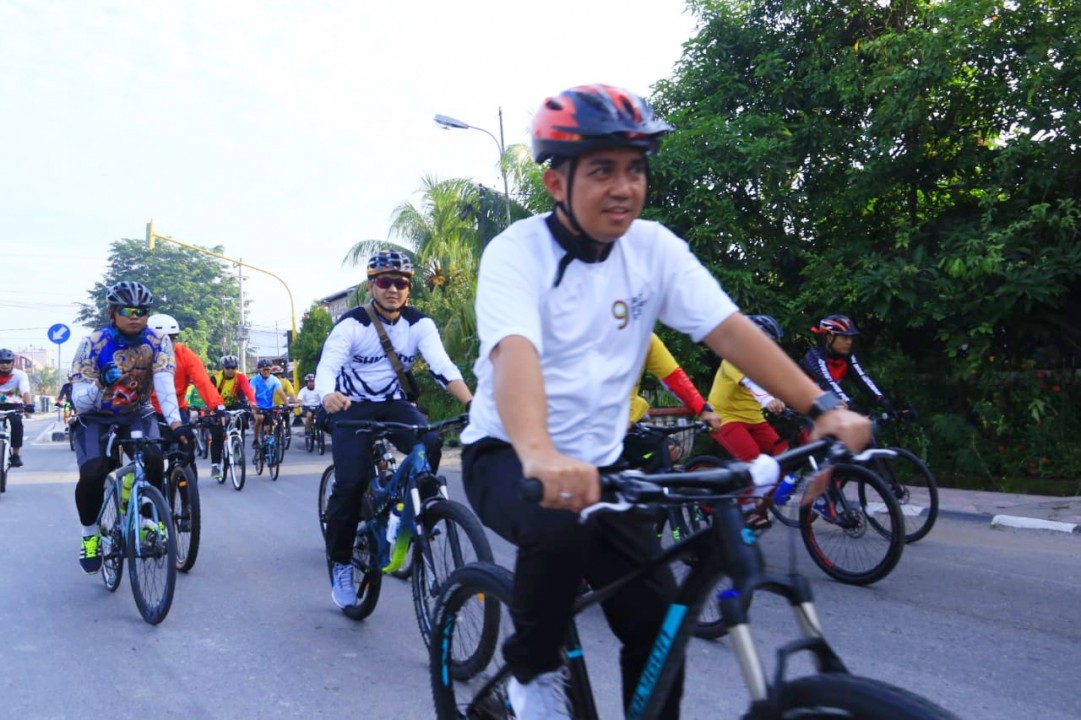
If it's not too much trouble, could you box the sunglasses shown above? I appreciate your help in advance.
[116,306,150,318]
[373,276,411,291]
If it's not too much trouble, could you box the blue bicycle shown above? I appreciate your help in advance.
[318,414,495,674]
[96,426,177,625]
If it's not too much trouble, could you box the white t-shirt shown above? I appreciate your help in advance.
[297,387,322,407]
[461,214,738,465]
[0,368,31,404]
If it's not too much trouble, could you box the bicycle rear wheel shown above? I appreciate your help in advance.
[318,464,334,538]
[318,428,326,455]
[776,673,959,719]
[127,485,177,624]
[268,443,280,481]
[339,492,383,621]
[412,499,496,666]
[229,435,246,491]
[253,439,265,475]
[867,447,939,543]
[305,431,314,452]
[99,482,124,592]
[168,464,201,573]
[430,562,517,719]
[0,437,7,494]
[799,464,904,586]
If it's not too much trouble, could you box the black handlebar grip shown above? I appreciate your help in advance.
[521,478,544,503]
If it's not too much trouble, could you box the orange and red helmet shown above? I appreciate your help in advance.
[814,315,861,336]
[531,84,673,164]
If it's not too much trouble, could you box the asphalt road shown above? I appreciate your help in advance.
[1,414,1079,719]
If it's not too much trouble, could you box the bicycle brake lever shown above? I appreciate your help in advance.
[852,447,898,462]
[579,499,634,524]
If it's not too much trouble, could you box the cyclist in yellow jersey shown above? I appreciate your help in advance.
[706,315,790,528]
[208,355,256,476]
[271,365,297,408]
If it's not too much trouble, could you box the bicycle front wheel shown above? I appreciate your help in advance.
[412,499,496,664]
[431,562,516,719]
[253,440,265,475]
[339,492,383,621]
[229,435,246,491]
[867,447,939,543]
[318,429,326,455]
[268,444,280,481]
[99,482,124,592]
[126,485,177,624]
[168,464,201,573]
[799,464,904,586]
[776,673,959,719]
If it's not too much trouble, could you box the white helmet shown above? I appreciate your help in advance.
[148,313,180,336]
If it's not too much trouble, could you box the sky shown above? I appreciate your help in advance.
[0,0,699,367]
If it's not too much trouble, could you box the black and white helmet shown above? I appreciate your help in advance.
[105,281,154,308]
[367,250,414,278]
[220,354,239,369]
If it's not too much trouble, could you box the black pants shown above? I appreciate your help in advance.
[324,400,439,565]
[73,411,163,527]
[462,439,684,719]
[0,403,24,448]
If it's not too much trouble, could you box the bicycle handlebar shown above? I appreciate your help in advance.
[335,413,468,438]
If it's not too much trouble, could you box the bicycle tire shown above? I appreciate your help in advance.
[126,484,177,624]
[69,424,76,451]
[0,437,7,494]
[229,435,246,491]
[99,481,124,592]
[338,492,382,621]
[318,429,326,455]
[305,431,314,453]
[268,443,280,481]
[775,673,960,719]
[253,439,265,475]
[168,464,201,573]
[430,562,515,718]
[667,454,737,640]
[318,464,334,538]
[274,424,286,463]
[412,500,496,666]
[865,447,939,543]
[799,464,904,586]
[197,424,210,459]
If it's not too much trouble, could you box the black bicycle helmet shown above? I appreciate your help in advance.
[814,314,860,336]
[220,354,239,369]
[256,359,273,369]
[105,280,154,308]
[531,84,673,164]
[0,348,15,363]
[748,315,783,342]
[367,250,415,278]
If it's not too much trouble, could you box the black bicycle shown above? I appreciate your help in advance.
[304,406,326,455]
[159,423,201,573]
[429,440,958,720]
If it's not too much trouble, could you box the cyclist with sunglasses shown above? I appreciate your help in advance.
[316,249,472,610]
[69,281,183,574]
[250,359,283,448]
[0,347,35,469]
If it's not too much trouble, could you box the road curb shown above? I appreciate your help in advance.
[991,514,1081,534]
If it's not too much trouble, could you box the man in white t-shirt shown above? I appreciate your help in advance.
[460,84,871,719]
[296,373,322,437]
[0,348,34,468]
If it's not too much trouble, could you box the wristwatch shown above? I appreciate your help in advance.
[807,392,842,420]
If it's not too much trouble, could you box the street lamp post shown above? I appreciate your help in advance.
[145,219,300,391]
[434,108,512,225]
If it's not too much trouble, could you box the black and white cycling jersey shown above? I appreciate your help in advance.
[314,303,463,403]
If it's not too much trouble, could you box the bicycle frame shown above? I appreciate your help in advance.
[100,431,169,559]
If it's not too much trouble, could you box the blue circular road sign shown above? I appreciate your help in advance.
[48,323,72,344]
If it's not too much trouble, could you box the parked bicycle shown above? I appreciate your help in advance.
[430,440,958,720]
[218,409,248,491]
[317,414,495,659]
[159,423,201,572]
[0,408,20,495]
[96,427,177,625]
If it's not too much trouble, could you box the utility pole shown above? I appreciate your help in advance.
[237,261,249,373]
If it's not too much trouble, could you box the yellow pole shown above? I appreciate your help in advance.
[145,220,300,391]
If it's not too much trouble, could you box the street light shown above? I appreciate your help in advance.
[145,219,301,391]
[434,108,512,225]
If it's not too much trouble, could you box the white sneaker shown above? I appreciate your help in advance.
[331,562,356,609]
[211,463,222,479]
[508,669,571,720]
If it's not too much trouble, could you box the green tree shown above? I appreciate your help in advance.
[292,304,334,379]
[77,239,243,363]
[648,0,1081,486]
